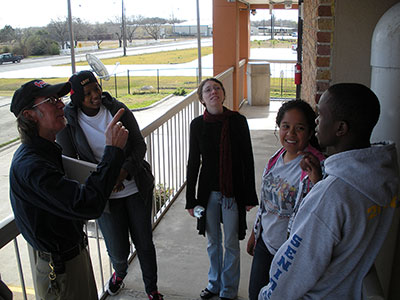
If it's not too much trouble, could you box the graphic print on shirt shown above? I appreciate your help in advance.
[262,172,297,218]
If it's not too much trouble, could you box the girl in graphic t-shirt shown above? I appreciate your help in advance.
[247,100,325,300]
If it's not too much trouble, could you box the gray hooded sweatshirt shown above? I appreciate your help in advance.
[259,142,399,300]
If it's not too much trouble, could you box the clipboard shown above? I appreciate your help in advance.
[62,155,97,184]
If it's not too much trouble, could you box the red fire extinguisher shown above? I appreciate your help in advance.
[295,63,302,85]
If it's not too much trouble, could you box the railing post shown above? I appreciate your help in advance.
[94,220,105,292]
[127,70,130,95]
[194,100,199,117]
[157,69,160,94]
[14,239,27,300]
[146,135,155,227]
[114,74,118,98]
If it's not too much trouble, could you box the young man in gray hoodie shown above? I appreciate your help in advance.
[259,83,399,300]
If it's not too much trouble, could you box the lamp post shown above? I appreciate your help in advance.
[67,0,76,73]
[271,11,275,40]
[122,0,127,56]
[196,0,202,85]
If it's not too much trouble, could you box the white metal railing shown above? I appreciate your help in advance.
[143,88,202,228]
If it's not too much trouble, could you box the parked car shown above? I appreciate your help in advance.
[0,53,23,65]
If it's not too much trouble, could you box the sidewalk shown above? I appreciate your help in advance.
[106,101,282,300]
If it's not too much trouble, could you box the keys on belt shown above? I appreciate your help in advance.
[38,237,88,275]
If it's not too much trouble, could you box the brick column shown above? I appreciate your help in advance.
[302,0,335,108]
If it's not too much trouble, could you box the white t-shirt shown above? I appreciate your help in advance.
[78,105,138,199]
[259,153,302,254]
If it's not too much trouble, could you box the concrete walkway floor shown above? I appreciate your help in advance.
[106,101,283,300]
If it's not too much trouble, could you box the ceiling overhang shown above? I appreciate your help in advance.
[236,0,299,10]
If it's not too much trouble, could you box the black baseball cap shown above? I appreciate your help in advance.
[10,80,71,117]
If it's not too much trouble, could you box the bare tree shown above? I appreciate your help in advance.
[107,17,123,47]
[126,15,143,43]
[73,18,91,47]
[47,18,69,49]
[109,15,143,47]
[90,23,113,49]
[12,28,33,56]
[142,17,167,40]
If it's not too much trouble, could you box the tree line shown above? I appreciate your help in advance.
[0,15,184,57]
[0,16,296,58]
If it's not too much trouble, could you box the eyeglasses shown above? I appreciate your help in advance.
[32,96,64,108]
[203,86,222,93]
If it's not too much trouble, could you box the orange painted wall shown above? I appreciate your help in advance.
[213,0,239,76]
[213,0,252,110]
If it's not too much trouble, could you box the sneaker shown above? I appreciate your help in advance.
[200,288,217,299]
[148,291,164,300]
[107,272,125,296]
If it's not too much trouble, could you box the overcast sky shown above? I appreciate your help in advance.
[0,0,298,29]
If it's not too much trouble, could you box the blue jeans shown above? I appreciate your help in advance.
[248,237,274,300]
[205,191,240,299]
[97,191,158,294]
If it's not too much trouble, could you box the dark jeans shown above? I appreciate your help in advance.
[97,191,158,294]
[248,237,274,300]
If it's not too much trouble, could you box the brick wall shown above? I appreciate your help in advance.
[302,0,335,109]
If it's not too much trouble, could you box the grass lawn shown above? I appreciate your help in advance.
[74,46,213,66]
[0,76,198,110]
[0,76,295,107]
[251,39,297,48]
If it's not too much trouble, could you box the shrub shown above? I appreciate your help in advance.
[173,87,186,96]
[154,184,173,212]
[2,46,11,53]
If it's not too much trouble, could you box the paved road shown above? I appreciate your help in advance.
[0,38,212,75]
[0,96,19,146]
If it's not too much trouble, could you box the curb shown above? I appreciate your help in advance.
[0,140,20,153]
[131,94,176,112]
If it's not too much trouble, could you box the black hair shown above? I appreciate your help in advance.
[326,83,380,139]
[197,78,226,106]
[276,99,320,149]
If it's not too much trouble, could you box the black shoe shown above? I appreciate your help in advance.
[220,298,233,300]
[148,291,164,300]
[107,272,125,295]
[200,288,217,299]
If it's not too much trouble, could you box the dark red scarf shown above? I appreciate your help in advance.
[203,107,238,198]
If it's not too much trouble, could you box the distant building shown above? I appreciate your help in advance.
[172,21,212,37]
[250,26,259,35]
[257,26,296,35]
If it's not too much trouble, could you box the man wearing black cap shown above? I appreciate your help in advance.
[9,79,129,300]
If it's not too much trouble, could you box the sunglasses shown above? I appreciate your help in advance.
[32,96,65,108]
